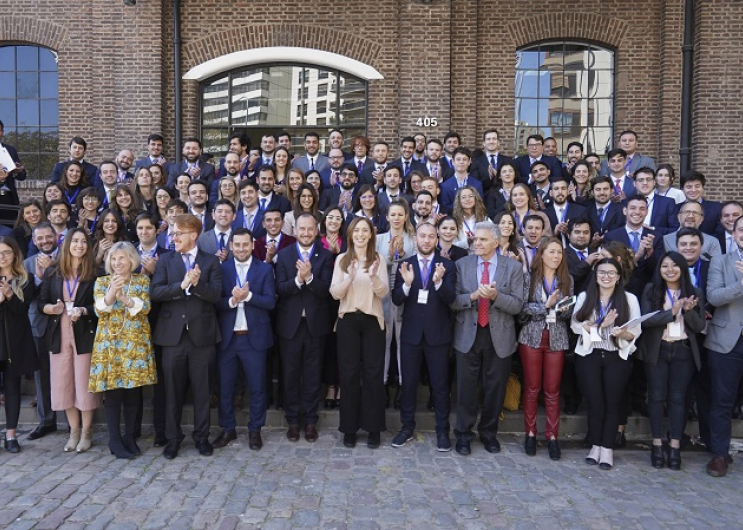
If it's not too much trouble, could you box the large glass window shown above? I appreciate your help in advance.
[515,42,614,157]
[0,45,59,179]
[201,64,367,156]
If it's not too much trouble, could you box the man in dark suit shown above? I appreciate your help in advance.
[92,149,134,188]
[232,180,265,239]
[513,134,562,184]
[319,163,358,214]
[632,167,678,236]
[134,133,173,176]
[275,214,334,442]
[377,166,414,215]
[0,119,27,213]
[50,136,98,184]
[197,199,235,263]
[166,137,216,191]
[680,170,722,236]
[350,135,373,172]
[253,208,296,264]
[561,141,584,179]
[470,129,513,192]
[389,136,428,180]
[291,132,329,174]
[215,132,251,180]
[256,166,291,216]
[212,228,275,451]
[421,139,449,185]
[600,130,657,177]
[586,176,626,246]
[150,213,222,459]
[439,147,484,215]
[718,201,743,254]
[320,148,347,189]
[187,180,214,233]
[359,141,390,189]
[528,160,554,211]
[604,148,636,204]
[544,175,586,241]
[390,222,456,451]
[451,220,524,455]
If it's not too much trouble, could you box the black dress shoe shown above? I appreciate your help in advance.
[197,439,214,456]
[4,437,20,453]
[324,398,336,409]
[524,435,537,456]
[651,445,665,469]
[286,424,300,442]
[343,433,357,448]
[455,439,471,455]
[162,440,180,459]
[213,430,237,449]
[614,431,627,449]
[436,433,451,452]
[248,431,263,450]
[27,425,57,441]
[548,439,561,461]
[367,431,380,449]
[153,432,167,447]
[480,436,501,454]
[667,447,681,470]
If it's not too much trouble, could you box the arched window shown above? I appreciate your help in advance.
[515,42,614,157]
[0,45,59,179]
[201,64,367,155]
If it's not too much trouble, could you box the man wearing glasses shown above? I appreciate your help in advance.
[662,200,722,259]
[151,214,223,459]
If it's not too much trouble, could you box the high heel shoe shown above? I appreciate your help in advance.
[651,444,665,469]
[667,446,682,470]
[64,429,81,452]
[76,430,92,453]
[599,447,613,470]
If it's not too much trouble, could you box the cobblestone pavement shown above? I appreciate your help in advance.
[0,427,740,530]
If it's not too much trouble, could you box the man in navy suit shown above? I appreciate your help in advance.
[359,141,390,189]
[439,147,484,215]
[390,222,456,451]
[586,176,626,246]
[50,136,98,184]
[256,166,291,216]
[632,167,678,236]
[212,228,276,451]
[680,171,722,236]
[470,129,513,192]
[718,201,743,254]
[156,199,188,251]
[513,134,562,184]
[92,149,134,188]
[389,136,428,180]
[215,132,251,180]
[134,134,173,176]
[528,160,554,211]
[319,164,358,214]
[604,148,636,204]
[320,148,347,189]
[421,139,449,185]
[150,214,223,459]
[275,214,334,442]
[544,175,586,240]
[232,180,265,239]
[377,166,414,215]
[291,132,329,174]
[166,137,216,191]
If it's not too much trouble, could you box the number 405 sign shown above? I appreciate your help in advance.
[415,117,438,127]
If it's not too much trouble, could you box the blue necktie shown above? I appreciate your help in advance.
[630,231,640,253]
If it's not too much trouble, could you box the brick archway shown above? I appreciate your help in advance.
[0,16,68,50]
[507,13,628,50]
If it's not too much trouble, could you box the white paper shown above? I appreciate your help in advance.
[0,146,16,173]
[618,310,659,330]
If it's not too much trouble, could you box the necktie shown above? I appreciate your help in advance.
[310,157,315,170]
[433,165,439,180]
[420,257,430,287]
[245,213,253,230]
[264,158,270,166]
[57,232,64,246]
[728,235,734,254]
[404,161,410,176]
[689,266,697,287]
[118,170,126,183]
[182,253,191,273]
[168,233,175,250]
[301,250,309,262]
[219,232,226,250]
[357,160,363,172]
[579,251,587,261]
[597,207,605,228]
[614,179,621,193]
[558,208,564,222]
[477,261,490,327]
[260,198,267,211]
[331,171,340,187]
[269,239,276,246]
[630,231,640,252]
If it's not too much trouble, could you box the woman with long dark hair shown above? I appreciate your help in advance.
[518,236,574,460]
[130,167,155,212]
[452,185,488,251]
[12,200,43,258]
[637,251,704,470]
[330,217,389,449]
[569,160,593,205]
[110,185,139,242]
[0,237,38,453]
[571,258,641,470]
[59,161,89,217]
[75,187,102,236]
[39,228,100,453]
[283,183,321,237]
[353,184,388,234]
[485,162,521,218]
[93,209,127,271]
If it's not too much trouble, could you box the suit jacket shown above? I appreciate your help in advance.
[253,233,296,263]
[292,154,329,174]
[0,142,26,204]
[436,244,468,263]
[544,202,587,234]
[377,190,414,215]
[439,176,484,215]
[191,209,215,233]
[529,183,554,211]
[150,249,222,347]
[391,254,456,346]
[37,270,98,355]
[50,160,98,184]
[216,258,275,351]
[698,199,723,236]
[646,194,679,236]
[134,156,173,176]
[0,280,39,377]
[257,194,291,216]
[637,284,705,369]
[706,252,743,353]
[166,160,216,191]
[24,254,50,339]
[275,243,334,339]
[450,254,524,357]
[92,169,133,190]
[232,207,266,239]
[484,188,509,219]
[514,155,563,184]
[470,153,515,192]
[359,164,387,188]
[319,187,354,212]
[197,228,233,260]
[600,153,657,176]
[603,226,662,297]
[389,157,428,179]
[566,246,593,294]
[663,230,721,260]
[586,201,626,236]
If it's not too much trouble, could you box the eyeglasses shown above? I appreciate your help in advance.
[156,195,171,200]
[82,196,100,202]
[596,270,618,278]
[679,210,703,217]
[172,231,196,238]
[340,171,356,177]
[0,250,14,257]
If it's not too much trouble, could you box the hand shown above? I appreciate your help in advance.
[97,238,113,260]
[432,262,446,284]
[216,248,229,262]
[347,259,358,281]
[368,259,380,278]
[157,221,168,235]
[636,234,655,258]
[69,307,82,323]
[109,274,126,295]
[555,221,568,235]
[47,299,65,315]
[434,213,446,224]
[399,261,415,286]
[274,183,286,196]
[141,255,158,275]
[36,254,53,279]
[600,308,618,328]
[586,252,602,266]
[326,232,340,253]
[682,296,698,313]
[546,289,561,309]
[190,165,202,178]
[610,326,628,338]
[591,233,604,246]
[478,282,498,301]
[265,241,277,261]
[296,258,312,283]
[231,282,250,304]
[671,296,685,317]
[611,190,626,203]
[190,264,202,287]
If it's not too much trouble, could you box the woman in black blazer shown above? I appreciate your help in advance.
[39,228,99,454]
[637,251,705,471]
[0,237,39,453]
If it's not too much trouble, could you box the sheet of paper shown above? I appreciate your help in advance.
[618,310,660,330]
[0,146,16,173]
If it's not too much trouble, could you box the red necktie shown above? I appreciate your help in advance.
[477,261,490,327]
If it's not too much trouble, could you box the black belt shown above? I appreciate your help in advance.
[233,330,249,336]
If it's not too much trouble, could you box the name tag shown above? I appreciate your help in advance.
[546,310,556,325]
[417,290,429,304]
[668,321,682,340]
[590,327,603,343]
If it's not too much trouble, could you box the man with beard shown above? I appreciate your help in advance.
[210,151,243,204]
[134,134,172,174]
[423,139,448,184]
[320,148,347,189]
[256,166,291,216]
[412,190,436,227]
[167,137,216,190]
[545,175,586,241]
[292,132,329,173]
[320,164,358,214]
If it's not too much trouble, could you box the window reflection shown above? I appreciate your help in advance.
[515,42,614,157]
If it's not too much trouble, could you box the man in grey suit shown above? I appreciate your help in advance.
[704,215,743,477]
[197,199,236,263]
[663,200,721,259]
[291,132,329,174]
[24,223,58,440]
[451,220,524,455]
[600,130,656,177]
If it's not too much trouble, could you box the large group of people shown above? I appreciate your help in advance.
[0,124,741,479]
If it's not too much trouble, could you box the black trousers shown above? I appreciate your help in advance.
[576,349,633,448]
[1,362,20,430]
[336,312,386,434]
[33,336,56,428]
[162,332,213,443]
[454,326,511,440]
[280,319,326,425]
[399,338,451,434]
[134,344,166,437]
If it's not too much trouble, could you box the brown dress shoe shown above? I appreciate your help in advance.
[287,424,300,442]
[707,455,728,477]
[304,424,318,443]
[249,431,263,450]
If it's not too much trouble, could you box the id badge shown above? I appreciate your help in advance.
[65,301,74,313]
[546,310,556,324]
[668,321,682,340]
[590,327,603,343]
[417,290,429,304]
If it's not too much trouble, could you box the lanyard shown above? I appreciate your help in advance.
[543,276,557,297]
[296,242,314,261]
[243,210,258,231]
[88,214,98,235]
[596,300,612,326]
[65,275,80,300]
[463,218,475,236]
[65,187,80,205]
[235,260,249,288]
[515,209,530,234]
[666,288,678,308]
[572,246,586,261]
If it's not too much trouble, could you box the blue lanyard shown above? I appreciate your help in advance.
[463,219,474,235]
[515,209,530,234]
[65,187,80,205]
[543,276,557,296]
[243,210,257,231]
[296,242,314,261]
[666,288,678,308]
[65,276,80,300]
[235,260,249,288]
[573,247,586,261]
[88,214,98,235]
[596,300,611,326]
